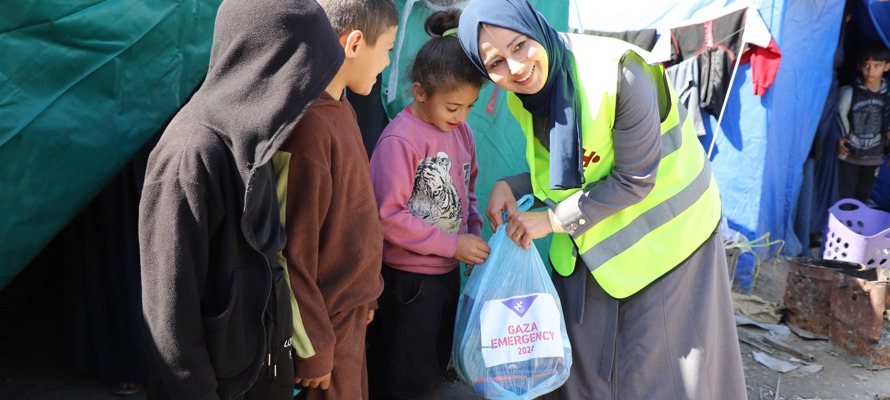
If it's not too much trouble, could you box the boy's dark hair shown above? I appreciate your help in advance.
[411,9,486,95]
[316,0,399,45]
[858,40,890,64]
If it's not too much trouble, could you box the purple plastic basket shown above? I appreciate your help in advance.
[822,198,890,268]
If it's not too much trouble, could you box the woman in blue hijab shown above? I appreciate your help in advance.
[458,0,747,398]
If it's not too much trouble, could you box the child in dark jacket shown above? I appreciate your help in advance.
[366,9,490,400]
[275,0,398,399]
[138,0,343,398]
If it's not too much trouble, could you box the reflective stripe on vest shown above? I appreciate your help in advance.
[507,34,722,299]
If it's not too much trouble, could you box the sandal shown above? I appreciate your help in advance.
[111,382,142,396]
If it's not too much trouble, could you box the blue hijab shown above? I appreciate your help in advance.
[458,0,583,190]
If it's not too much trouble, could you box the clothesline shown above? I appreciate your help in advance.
[571,0,769,159]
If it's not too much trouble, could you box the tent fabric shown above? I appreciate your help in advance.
[865,0,890,47]
[571,0,845,291]
[704,0,843,291]
[794,17,846,262]
[66,132,156,384]
[0,0,222,290]
[0,0,858,294]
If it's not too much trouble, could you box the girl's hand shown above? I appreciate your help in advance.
[505,211,553,250]
[455,234,491,265]
[486,180,517,232]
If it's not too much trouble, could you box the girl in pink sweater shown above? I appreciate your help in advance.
[366,9,489,400]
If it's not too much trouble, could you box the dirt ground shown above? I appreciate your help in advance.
[449,257,890,400]
[739,257,890,400]
[3,257,890,400]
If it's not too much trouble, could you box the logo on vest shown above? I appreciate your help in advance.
[582,148,601,168]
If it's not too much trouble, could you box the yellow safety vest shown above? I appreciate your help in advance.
[506,34,722,299]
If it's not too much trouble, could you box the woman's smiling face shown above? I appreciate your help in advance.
[478,24,549,95]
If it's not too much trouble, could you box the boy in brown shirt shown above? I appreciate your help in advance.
[273,0,398,399]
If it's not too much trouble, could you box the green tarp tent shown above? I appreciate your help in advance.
[0,0,568,290]
[0,0,222,289]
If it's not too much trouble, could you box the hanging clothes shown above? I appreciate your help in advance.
[738,8,781,97]
[578,28,658,51]
[669,7,781,116]
[666,58,709,136]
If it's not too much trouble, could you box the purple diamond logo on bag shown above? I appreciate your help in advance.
[501,295,538,318]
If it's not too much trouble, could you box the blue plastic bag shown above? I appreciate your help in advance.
[453,195,572,400]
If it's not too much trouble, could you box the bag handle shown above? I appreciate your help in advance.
[517,194,534,211]
[503,194,536,223]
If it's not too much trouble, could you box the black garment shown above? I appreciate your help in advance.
[138,0,343,398]
[793,12,847,255]
[670,8,747,116]
[580,28,657,51]
[68,133,156,387]
[838,160,880,202]
[367,265,460,400]
[347,75,390,157]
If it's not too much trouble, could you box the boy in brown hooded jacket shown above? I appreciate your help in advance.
[275,0,398,399]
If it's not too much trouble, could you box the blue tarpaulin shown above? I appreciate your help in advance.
[1,0,877,294]
[572,0,846,291]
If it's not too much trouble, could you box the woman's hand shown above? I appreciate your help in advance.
[486,180,517,232]
[505,211,553,250]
